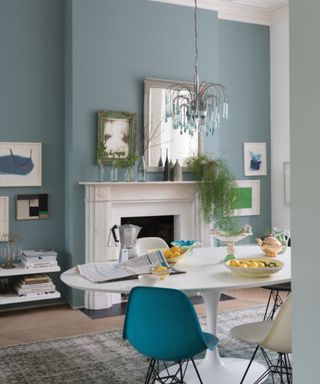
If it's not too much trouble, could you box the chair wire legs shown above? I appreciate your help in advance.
[240,346,292,384]
[264,289,290,321]
[144,358,203,384]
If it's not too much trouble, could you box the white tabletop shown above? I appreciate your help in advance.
[61,245,291,384]
[61,245,291,294]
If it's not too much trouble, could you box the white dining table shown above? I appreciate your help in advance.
[61,245,291,384]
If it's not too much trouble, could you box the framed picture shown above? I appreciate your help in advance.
[16,193,48,220]
[0,196,9,239]
[97,111,136,166]
[233,180,260,216]
[0,142,42,187]
[284,161,290,206]
[243,142,267,176]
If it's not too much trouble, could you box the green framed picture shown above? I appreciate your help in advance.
[232,180,260,216]
[97,111,136,166]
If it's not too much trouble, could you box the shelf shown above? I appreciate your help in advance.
[0,264,60,277]
[0,291,61,305]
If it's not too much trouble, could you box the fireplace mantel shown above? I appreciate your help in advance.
[80,181,210,309]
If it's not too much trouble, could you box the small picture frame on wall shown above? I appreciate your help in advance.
[232,180,260,216]
[0,196,9,239]
[0,142,42,187]
[16,193,48,221]
[97,111,136,166]
[243,142,267,176]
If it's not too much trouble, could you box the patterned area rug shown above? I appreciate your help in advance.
[0,305,284,384]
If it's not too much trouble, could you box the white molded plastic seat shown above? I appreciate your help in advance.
[136,237,169,256]
[230,294,292,383]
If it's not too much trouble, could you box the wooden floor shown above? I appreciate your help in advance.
[0,287,280,347]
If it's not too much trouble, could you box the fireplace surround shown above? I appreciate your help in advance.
[80,181,211,309]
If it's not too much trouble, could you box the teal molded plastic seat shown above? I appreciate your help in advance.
[123,286,218,383]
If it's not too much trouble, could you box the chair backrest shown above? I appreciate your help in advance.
[261,294,292,353]
[136,237,169,255]
[123,286,208,361]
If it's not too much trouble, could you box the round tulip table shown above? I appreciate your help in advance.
[61,245,291,384]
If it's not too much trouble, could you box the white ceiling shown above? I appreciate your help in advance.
[150,0,289,25]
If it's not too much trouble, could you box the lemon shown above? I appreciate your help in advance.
[230,259,241,267]
[248,262,259,268]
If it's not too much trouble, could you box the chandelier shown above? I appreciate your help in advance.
[165,0,229,136]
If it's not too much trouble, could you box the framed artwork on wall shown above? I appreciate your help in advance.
[16,193,48,220]
[0,142,42,187]
[284,161,290,206]
[97,111,136,166]
[232,180,260,216]
[0,196,9,239]
[243,142,267,176]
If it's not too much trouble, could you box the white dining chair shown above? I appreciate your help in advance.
[136,237,169,256]
[230,294,292,383]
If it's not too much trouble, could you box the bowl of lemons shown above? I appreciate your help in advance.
[225,257,284,277]
[163,245,193,264]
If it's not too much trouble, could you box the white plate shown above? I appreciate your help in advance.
[225,257,284,278]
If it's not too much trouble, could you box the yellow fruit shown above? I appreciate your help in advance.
[257,261,265,268]
[172,251,180,257]
[155,266,168,272]
[248,262,259,268]
[230,259,241,267]
[164,249,172,257]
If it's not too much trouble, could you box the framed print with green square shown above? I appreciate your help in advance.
[97,111,136,166]
[233,180,260,216]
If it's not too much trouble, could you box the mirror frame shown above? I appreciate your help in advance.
[143,77,203,172]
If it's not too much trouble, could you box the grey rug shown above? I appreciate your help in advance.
[0,305,284,384]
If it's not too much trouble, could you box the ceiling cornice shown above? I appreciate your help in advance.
[149,0,288,26]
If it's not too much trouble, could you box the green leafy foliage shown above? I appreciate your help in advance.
[96,140,107,163]
[186,154,239,232]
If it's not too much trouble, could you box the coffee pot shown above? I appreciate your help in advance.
[111,224,141,263]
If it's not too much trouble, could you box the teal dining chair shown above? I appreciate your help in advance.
[123,286,218,384]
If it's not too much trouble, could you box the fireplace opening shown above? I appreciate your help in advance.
[121,215,174,246]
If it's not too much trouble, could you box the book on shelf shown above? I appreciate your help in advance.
[14,284,56,296]
[21,260,58,269]
[21,254,57,261]
[19,274,52,284]
[22,249,58,257]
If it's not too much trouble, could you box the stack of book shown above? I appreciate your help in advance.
[21,249,58,269]
[14,274,56,297]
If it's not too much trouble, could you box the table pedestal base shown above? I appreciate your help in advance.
[158,357,267,384]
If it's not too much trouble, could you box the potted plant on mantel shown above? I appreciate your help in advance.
[185,154,237,228]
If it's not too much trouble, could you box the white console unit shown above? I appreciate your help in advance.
[0,264,61,305]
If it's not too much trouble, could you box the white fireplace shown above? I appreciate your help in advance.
[80,181,211,309]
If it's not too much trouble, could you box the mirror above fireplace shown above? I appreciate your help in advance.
[143,77,202,171]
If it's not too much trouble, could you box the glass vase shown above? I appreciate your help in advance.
[110,160,118,182]
[125,166,134,182]
[96,162,105,182]
[137,156,146,182]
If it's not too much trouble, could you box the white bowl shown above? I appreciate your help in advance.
[225,257,284,278]
[138,274,160,285]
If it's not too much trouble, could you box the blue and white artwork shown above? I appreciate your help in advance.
[243,143,267,176]
[0,143,42,187]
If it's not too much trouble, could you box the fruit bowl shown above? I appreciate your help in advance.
[163,245,193,264]
[225,257,284,278]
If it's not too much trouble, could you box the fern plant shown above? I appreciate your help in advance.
[185,154,238,232]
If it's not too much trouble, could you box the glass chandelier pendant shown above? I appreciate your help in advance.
[165,0,229,136]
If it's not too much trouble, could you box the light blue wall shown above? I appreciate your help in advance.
[290,1,320,381]
[0,0,270,308]
[0,0,66,302]
[217,20,270,237]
